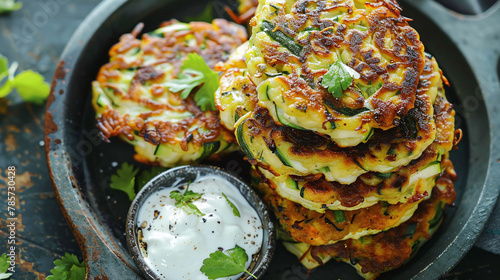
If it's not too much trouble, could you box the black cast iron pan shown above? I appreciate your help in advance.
[44,0,500,279]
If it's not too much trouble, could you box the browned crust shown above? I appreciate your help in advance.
[253,88,453,209]
[215,68,259,114]
[259,180,422,246]
[253,0,425,128]
[296,145,437,208]
[244,82,442,188]
[242,57,451,208]
[94,20,247,147]
[308,158,457,275]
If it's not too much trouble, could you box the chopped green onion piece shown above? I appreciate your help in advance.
[261,21,303,57]
[333,210,345,223]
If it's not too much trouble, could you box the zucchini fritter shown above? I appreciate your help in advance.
[214,42,258,131]
[282,159,457,279]
[259,145,440,211]
[236,56,445,185]
[92,20,247,166]
[254,172,422,246]
[260,72,455,212]
[246,0,425,147]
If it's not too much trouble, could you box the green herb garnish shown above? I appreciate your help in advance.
[222,193,240,217]
[0,253,12,280]
[0,55,50,104]
[136,166,167,191]
[170,183,204,216]
[109,164,167,201]
[200,245,257,279]
[321,59,360,98]
[165,53,219,111]
[0,0,21,14]
[46,253,86,280]
[110,162,139,201]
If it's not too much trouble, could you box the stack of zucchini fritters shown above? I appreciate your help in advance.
[216,0,458,278]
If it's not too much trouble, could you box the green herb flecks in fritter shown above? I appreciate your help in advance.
[252,169,422,246]
[92,20,247,166]
[236,56,445,185]
[214,42,259,131]
[246,0,425,147]
[281,161,457,279]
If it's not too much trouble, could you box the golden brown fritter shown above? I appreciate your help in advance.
[214,42,259,131]
[236,56,447,187]
[283,158,457,279]
[259,69,456,211]
[92,20,247,166]
[254,172,423,246]
[246,0,426,146]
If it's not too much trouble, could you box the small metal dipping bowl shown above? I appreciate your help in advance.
[126,165,276,280]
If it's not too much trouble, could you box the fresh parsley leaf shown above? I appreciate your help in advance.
[0,54,50,104]
[165,69,204,99]
[321,59,360,98]
[12,70,51,104]
[0,253,12,280]
[185,202,204,216]
[0,0,22,14]
[110,162,140,201]
[136,166,167,191]
[0,253,9,272]
[222,193,240,217]
[169,183,204,216]
[200,245,256,279]
[183,183,202,201]
[174,199,204,216]
[109,164,169,200]
[166,53,219,111]
[183,190,202,201]
[0,56,15,98]
[186,2,213,22]
[169,190,184,201]
[0,56,8,76]
[46,253,86,280]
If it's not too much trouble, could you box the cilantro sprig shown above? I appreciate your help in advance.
[170,183,204,216]
[0,0,22,14]
[200,245,256,279]
[46,253,86,280]
[165,53,219,111]
[110,162,139,201]
[222,193,240,218]
[321,59,360,98]
[166,69,204,99]
[109,163,167,201]
[0,253,12,280]
[136,166,167,189]
[0,55,50,104]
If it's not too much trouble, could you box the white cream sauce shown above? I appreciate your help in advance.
[137,175,263,279]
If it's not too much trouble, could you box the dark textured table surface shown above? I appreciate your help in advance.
[0,0,499,279]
